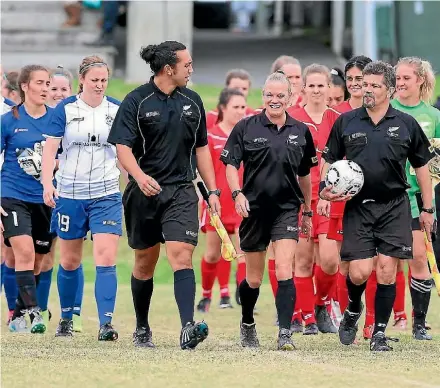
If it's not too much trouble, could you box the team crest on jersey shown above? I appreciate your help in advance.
[105,114,114,128]
[287,134,299,145]
[387,126,399,138]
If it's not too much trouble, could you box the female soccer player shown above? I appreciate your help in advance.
[1,64,54,334]
[42,56,121,340]
[205,69,254,129]
[221,72,316,350]
[197,88,246,312]
[391,56,440,340]
[328,68,348,107]
[270,55,303,108]
[288,64,340,335]
[2,71,21,105]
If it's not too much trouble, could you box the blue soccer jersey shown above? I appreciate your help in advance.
[1,105,54,203]
[2,96,15,114]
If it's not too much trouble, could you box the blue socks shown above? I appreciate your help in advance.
[73,264,84,316]
[58,265,80,320]
[3,264,18,311]
[36,268,53,311]
[95,266,117,326]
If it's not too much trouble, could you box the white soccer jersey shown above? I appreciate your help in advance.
[46,95,121,199]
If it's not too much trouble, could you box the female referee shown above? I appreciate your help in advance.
[1,64,53,334]
[391,56,440,340]
[221,71,316,350]
[197,88,246,312]
[42,56,121,341]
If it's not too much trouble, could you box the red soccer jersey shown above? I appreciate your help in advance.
[329,100,354,217]
[287,106,340,201]
[201,125,243,226]
[206,107,255,129]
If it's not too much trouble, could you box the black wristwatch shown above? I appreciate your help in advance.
[232,189,242,201]
[421,207,435,214]
[302,210,313,217]
[208,189,221,197]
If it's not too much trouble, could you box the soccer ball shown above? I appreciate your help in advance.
[325,160,364,197]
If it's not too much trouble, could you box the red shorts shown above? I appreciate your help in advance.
[299,200,330,240]
[200,208,239,234]
[327,217,343,241]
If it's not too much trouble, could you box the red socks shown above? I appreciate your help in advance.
[364,270,377,327]
[295,276,316,324]
[217,258,231,298]
[393,270,407,320]
[314,265,337,306]
[236,261,246,285]
[201,257,218,299]
[268,259,278,298]
[337,272,349,313]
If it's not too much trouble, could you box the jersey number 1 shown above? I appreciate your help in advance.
[57,213,70,232]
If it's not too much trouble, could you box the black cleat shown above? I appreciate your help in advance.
[55,319,73,337]
[315,305,338,334]
[196,297,211,313]
[98,322,118,341]
[339,302,363,345]
[278,328,296,351]
[370,332,399,351]
[219,296,233,309]
[413,324,432,341]
[290,319,303,334]
[180,321,209,350]
[133,327,156,348]
[240,321,259,348]
[303,322,319,335]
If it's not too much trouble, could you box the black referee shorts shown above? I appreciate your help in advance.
[341,193,413,261]
[123,181,199,250]
[1,197,53,254]
[239,207,300,252]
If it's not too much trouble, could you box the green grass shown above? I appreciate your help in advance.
[2,284,440,388]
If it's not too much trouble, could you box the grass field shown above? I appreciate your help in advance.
[1,79,440,388]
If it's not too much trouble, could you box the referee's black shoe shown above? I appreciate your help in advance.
[315,305,338,334]
[180,321,209,350]
[55,319,73,337]
[338,302,364,345]
[133,327,156,348]
[370,332,399,351]
[240,321,260,348]
[278,328,295,351]
[98,322,118,341]
[413,324,432,341]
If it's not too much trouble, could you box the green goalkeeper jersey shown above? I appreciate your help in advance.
[391,99,440,217]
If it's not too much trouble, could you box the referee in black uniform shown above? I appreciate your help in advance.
[320,61,434,351]
[221,71,317,350]
[108,41,220,350]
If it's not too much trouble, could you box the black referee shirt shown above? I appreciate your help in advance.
[108,76,208,185]
[323,105,433,202]
[220,111,318,210]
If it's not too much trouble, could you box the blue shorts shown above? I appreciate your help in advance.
[53,193,123,240]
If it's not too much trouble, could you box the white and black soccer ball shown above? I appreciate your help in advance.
[325,160,364,197]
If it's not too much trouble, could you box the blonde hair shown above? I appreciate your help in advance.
[396,56,436,103]
[302,63,330,85]
[263,71,292,96]
[78,55,109,93]
[50,65,73,88]
[270,55,301,74]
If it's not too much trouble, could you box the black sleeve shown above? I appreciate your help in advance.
[107,93,139,148]
[298,128,318,177]
[408,116,435,168]
[322,115,345,164]
[196,99,208,148]
[220,119,245,169]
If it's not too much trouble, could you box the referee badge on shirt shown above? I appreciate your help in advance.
[105,114,114,128]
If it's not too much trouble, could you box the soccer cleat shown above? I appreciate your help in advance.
[73,314,83,333]
[412,324,432,341]
[55,319,73,337]
[219,296,233,309]
[315,305,338,333]
[133,327,156,348]
[363,324,374,340]
[278,328,296,351]
[180,321,209,350]
[370,332,399,351]
[290,319,303,334]
[338,302,364,345]
[393,317,407,330]
[196,297,211,313]
[303,323,319,335]
[240,321,259,348]
[30,309,46,334]
[6,310,14,325]
[98,322,118,341]
[9,316,29,333]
